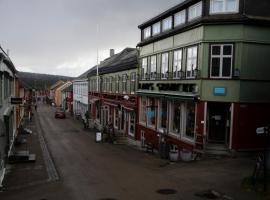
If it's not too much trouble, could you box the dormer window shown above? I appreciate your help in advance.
[210,0,239,14]
[188,1,202,21]
[162,17,172,32]
[152,22,161,35]
[143,27,151,39]
[174,10,186,27]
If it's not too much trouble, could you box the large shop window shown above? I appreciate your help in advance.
[161,53,169,79]
[187,46,198,78]
[185,102,195,139]
[140,97,147,124]
[170,101,182,135]
[173,50,182,79]
[147,98,156,128]
[150,55,157,80]
[210,0,239,14]
[130,72,136,94]
[170,101,196,140]
[158,100,167,132]
[141,58,148,80]
[210,44,233,78]
[128,112,136,136]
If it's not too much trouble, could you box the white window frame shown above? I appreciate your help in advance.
[115,75,119,93]
[186,46,198,79]
[152,22,161,35]
[161,53,169,79]
[109,76,113,93]
[173,49,182,79]
[210,44,233,78]
[210,0,239,14]
[188,1,202,21]
[162,16,172,32]
[150,55,157,80]
[122,74,127,94]
[174,10,186,27]
[141,57,148,80]
[144,27,151,39]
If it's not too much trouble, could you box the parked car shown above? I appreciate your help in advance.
[55,108,66,119]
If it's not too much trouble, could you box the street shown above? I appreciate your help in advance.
[0,104,265,200]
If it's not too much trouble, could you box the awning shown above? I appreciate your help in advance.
[136,90,198,102]
[103,101,118,107]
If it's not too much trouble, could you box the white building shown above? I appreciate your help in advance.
[73,78,88,120]
[0,49,16,187]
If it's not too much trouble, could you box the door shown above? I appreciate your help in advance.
[208,103,230,144]
[120,108,126,134]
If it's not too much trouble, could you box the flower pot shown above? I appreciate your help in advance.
[180,149,192,162]
[169,151,179,162]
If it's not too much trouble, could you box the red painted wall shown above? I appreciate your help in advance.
[232,103,270,150]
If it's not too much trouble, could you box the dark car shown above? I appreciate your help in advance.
[55,108,66,119]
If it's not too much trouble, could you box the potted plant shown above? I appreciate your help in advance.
[169,144,179,162]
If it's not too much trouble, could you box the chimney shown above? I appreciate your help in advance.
[110,49,115,57]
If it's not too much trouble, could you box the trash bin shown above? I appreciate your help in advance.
[96,132,102,142]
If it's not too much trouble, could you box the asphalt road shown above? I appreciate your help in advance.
[0,104,264,200]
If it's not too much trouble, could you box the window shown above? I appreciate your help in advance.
[141,57,148,80]
[140,97,147,124]
[158,100,167,132]
[210,44,233,78]
[174,10,186,27]
[210,0,239,14]
[150,55,157,80]
[186,46,198,78]
[144,27,151,39]
[173,50,182,79]
[147,98,156,127]
[115,75,120,93]
[188,1,202,21]
[128,112,136,136]
[152,22,161,35]
[161,53,169,79]
[162,17,172,31]
[96,101,101,121]
[4,75,9,99]
[106,77,110,93]
[122,74,127,94]
[170,101,182,135]
[130,72,136,94]
[185,102,195,139]
[109,77,113,92]
[114,108,119,128]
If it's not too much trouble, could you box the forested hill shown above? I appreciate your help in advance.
[17,71,74,90]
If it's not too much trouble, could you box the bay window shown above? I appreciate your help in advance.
[150,55,157,80]
[210,44,233,78]
[162,17,172,31]
[186,46,198,78]
[173,50,182,79]
[144,27,151,39]
[174,10,186,27]
[141,57,148,80]
[188,1,202,21]
[210,0,239,14]
[152,22,161,35]
[161,53,169,79]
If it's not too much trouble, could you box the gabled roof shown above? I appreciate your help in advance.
[88,48,138,76]
[50,80,65,90]
[62,84,73,92]
[56,81,72,92]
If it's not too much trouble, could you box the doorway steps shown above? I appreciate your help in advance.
[205,144,231,157]
[114,136,128,145]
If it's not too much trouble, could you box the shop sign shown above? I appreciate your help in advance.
[213,87,226,96]
[10,97,23,104]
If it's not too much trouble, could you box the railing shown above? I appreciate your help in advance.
[138,70,200,81]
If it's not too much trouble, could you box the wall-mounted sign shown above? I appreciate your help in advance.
[10,97,23,104]
[213,87,226,96]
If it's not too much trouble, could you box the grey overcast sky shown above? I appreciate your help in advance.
[0,0,182,77]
